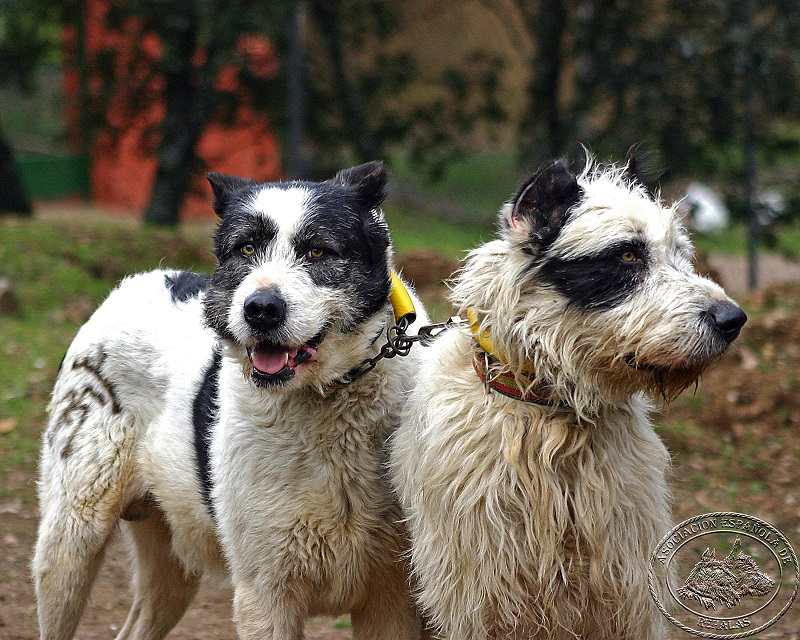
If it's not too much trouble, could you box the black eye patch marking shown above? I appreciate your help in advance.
[538,240,649,310]
[214,213,279,261]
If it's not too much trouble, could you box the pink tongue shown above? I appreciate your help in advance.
[252,346,290,375]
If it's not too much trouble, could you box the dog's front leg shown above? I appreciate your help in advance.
[232,581,305,640]
[349,564,426,640]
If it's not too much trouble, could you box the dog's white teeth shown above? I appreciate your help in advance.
[284,352,290,366]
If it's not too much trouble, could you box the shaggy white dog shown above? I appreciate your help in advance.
[392,151,746,640]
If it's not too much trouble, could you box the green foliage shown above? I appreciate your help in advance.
[517,0,800,181]
[0,0,62,89]
[303,0,507,180]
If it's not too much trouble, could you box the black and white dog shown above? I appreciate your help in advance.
[33,162,429,640]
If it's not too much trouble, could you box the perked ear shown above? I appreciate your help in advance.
[623,143,665,188]
[207,172,259,218]
[332,161,388,212]
[504,159,581,249]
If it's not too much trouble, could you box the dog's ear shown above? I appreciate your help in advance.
[505,159,581,249]
[332,161,388,212]
[623,143,665,188]
[207,172,259,218]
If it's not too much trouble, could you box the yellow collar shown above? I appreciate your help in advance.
[466,308,502,360]
[327,273,416,389]
[389,272,416,327]
[466,308,566,408]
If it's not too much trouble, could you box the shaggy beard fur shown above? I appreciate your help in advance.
[391,150,746,639]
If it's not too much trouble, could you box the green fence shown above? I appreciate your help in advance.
[15,152,90,199]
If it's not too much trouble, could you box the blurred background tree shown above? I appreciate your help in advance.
[91,0,289,225]
[301,0,506,180]
[1,0,799,228]
[0,0,63,214]
[519,0,800,177]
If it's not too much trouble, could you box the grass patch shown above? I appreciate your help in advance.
[690,225,749,256]
[691,219,800,259]
[384,204,491,259]
[390,150,522,224]
[333,615,351,629]
[0,217,218,481]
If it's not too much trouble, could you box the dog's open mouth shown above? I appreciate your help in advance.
[247,335,321,385]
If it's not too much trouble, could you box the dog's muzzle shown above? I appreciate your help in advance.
[241,288,323,387]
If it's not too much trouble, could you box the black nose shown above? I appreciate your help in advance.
[708,300,747,341]
[244,289,287,329]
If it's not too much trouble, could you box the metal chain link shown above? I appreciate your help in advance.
[332,315,468,386]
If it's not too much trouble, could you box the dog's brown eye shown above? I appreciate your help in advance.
[620,251,637,263]
[241,243,255,256]
[307,248,325,260]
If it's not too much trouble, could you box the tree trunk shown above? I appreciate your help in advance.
[520,0,568,162]
[143,8,213,226]
[309,1,379,163]
[0,129,33,215]
[286,1,309,180]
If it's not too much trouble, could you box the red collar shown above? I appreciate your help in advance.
[472,348,566,408]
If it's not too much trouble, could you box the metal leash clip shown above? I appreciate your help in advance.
[332,315,469,387]
[416,315,470,345]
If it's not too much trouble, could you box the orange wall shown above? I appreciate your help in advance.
[65,0,282,219]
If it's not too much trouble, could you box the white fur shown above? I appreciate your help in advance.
[392,160,743,639]
[249,185,310,242]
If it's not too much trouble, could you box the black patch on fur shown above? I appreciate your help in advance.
[298,180,391,327]
[203,163,392,341]
[512,160,583,250]
[193,349,221,515]
[539,239,649,310]
[204,213,280,342]
[212,211,279,262]
[48,349,121,459]
[331,160,388,213]
[165,271,210,303]
[207,172,260,218]
[72,351,121,414]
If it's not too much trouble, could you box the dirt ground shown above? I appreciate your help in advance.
[4,248,800,639]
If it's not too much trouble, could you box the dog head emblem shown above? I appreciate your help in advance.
[677,538,775,611]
